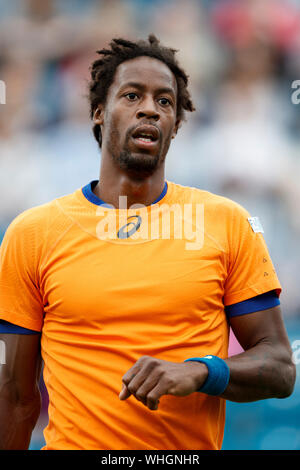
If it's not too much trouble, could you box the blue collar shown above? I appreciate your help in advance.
[82,180,168,207]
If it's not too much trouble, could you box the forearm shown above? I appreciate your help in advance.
[220,342,296,403]
[0,389,41,450]
[118,339,296,411]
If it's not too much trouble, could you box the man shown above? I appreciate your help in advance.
[0,35,296,450]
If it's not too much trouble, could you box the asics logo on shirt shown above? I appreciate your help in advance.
[117,215,142,239]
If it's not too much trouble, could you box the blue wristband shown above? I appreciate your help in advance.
[184,355,230,396]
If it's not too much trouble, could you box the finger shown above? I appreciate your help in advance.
[121,356,150,386]
[122,366,140,387]
[145,378,169,411]
[132,374,161,406]
[121,357,153,396]
[126,375,147,401]
[119,384,132,401]
[120,372,147,403]
[121,357,164,405]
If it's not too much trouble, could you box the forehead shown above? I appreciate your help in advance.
[111,56,177,94]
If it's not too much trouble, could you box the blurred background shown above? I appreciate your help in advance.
[0,0,300,450]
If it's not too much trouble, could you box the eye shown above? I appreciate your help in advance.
[158,97,171,106]
[125,92,138,101]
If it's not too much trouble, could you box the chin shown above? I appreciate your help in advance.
[118,150,162,177]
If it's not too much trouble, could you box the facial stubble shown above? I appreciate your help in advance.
[107,126,173,178]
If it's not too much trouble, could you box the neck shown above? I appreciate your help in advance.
[93,157,166,209]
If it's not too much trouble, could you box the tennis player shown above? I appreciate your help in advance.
[0,35,295,450]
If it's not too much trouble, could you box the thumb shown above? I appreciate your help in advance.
[119,383,131,401]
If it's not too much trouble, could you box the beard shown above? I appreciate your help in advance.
[107,126,171,179]
[117,149,160,178]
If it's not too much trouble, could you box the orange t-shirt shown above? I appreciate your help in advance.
[0,181,281,449]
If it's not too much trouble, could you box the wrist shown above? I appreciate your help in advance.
[184,355,230,396]
[183,360,209,391]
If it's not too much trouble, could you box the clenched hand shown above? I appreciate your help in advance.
[119,355,208,411]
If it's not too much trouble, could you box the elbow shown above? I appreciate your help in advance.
[0,376,41,414]
[276,358,296,399]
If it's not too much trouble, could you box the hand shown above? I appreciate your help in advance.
[119,355,208,411]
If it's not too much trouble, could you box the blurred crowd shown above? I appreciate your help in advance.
[0,0,300,317]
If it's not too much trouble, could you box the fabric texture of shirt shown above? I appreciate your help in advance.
[0,180,281,450]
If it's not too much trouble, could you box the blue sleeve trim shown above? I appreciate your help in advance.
[225,290,280,318]
[0,320,40,335]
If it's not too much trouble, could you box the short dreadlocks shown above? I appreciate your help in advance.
[88,34,195,147]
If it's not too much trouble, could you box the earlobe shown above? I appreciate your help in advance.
[93,106,104,125]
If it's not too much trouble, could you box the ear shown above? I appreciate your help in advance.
[171,119,181,139]
[93,105,104,125]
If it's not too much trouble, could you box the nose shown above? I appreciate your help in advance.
[136,96,160,121]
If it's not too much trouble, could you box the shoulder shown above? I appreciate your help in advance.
[3,191,77,244]
[168,181,250,218]
[6,199,56,237]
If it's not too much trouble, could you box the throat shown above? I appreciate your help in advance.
[94,177,166,209]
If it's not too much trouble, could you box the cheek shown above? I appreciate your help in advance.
[164,122,176,143]
[164,112,177,136]
[103,110,123,144]
[161,124,176,153]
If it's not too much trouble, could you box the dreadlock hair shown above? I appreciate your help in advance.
[88,34,195,147]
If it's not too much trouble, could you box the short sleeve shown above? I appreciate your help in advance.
[223,203,282,307]
[0,211,44,331]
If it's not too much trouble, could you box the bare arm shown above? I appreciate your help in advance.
[0,333,42,449]
[119,306,296,410]
[220,306,296,402]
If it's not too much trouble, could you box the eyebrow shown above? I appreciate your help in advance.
[119,82,176,97]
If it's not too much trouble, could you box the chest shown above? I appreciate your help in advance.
[40,231,228,330]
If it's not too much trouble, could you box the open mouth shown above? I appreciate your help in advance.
[131,125,160,147]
